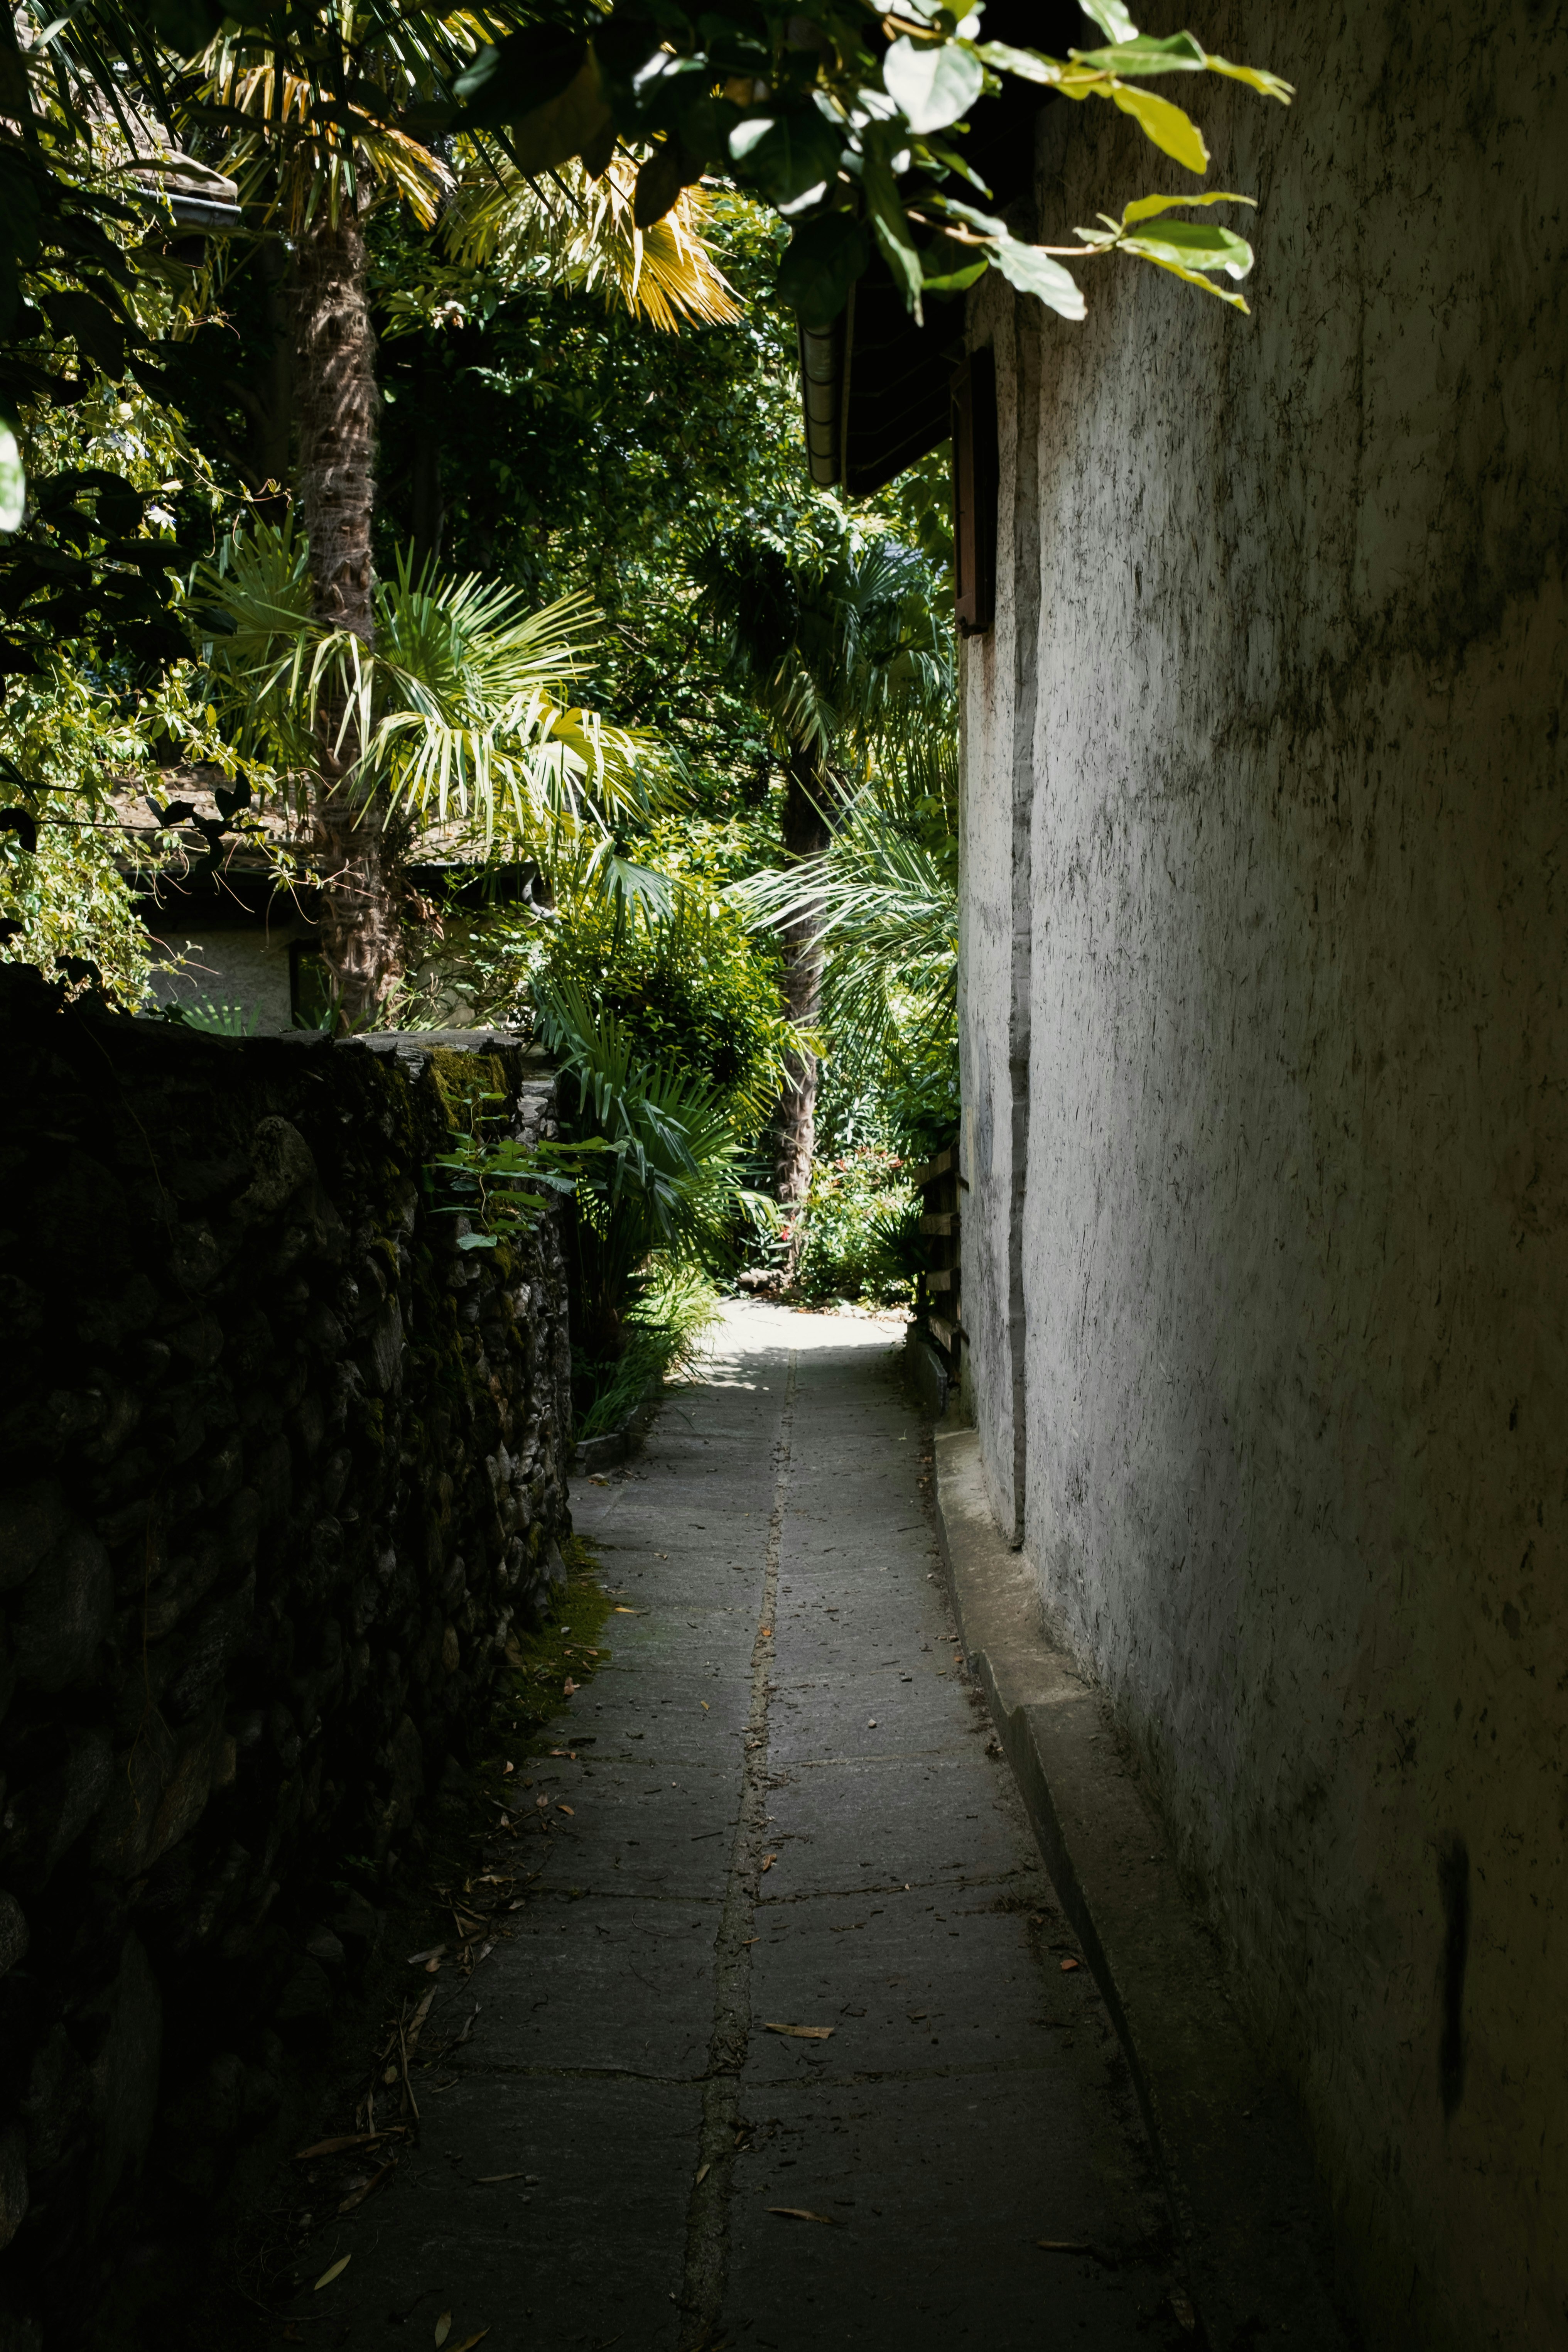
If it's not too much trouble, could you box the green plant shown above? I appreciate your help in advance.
[791,1144,921,1309]
[477,855,794,1136]
[537,975,775,1361]
[161,991,260,1035]
[692,507,952,1202]
[429,1097,603,1254]
[197,522,661,843]
[734,731,957,1161]
[574,1263,721,1438]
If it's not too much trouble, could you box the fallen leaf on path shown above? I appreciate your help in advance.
[907,2011,927,2021]
[434,2313,452,2346]
[407,1945,447,1967]
[338,2158,397,2213]
[295,2132,396,2160]
[700,1702,709,1711]
[758,1626,772,1637]
[762,2023,833,2040]
[613,1606,647,1614]
[474,2172,528,2184]
[405,1986,439,2052]
[563,1678,579,1695]
[766,2207,837,2225]
[695,2161,711,2184]
[1037,2240,1092,2252]
[314,2256,351,2289]
[557,1803,574,1815]
[760,1855,776,1872]
[448,2333,490,2351]
[1060,1958,1081,1974]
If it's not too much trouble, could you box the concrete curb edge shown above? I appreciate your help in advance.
[931,1424,1354,2352]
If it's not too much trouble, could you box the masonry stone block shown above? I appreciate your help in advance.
[0,976,573,2338]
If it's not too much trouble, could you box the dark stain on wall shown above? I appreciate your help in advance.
[1437,1833,1469,2120]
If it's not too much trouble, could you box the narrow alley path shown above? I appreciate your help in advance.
[297,1306,1189,2349]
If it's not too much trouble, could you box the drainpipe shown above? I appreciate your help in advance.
[798,315,843,488]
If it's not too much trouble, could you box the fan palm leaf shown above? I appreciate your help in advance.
[446,154,743,331]
[196,521,667,848]
[732,738,958,1094]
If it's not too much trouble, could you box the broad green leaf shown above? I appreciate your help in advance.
[940,194,1008,239]
[1121,220,1253,279]
[1079,0,1139,41]
[1121,189,1255,224]
[777,211,871,328]
[862,128,925,317]
[919,256,987,295]
[972,41,1063,86]
[1201,54,1294,102]
[922,137,992,193]
[148,0,226,59]
[454,29,588,125]
[728,107,843,206]
[871,212,925,321]
[1108,83,1209,173]
[882,35,984,135]
[479,55,612,175]
[1125,247,1250,309]
[41,290,128,378]
[1069,32,1206,73]
[0,421,24,535]
[993,236,1085,320]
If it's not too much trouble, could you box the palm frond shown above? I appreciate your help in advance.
[195,523,673,848]
[446,155,743,331]
[691,512,952,768]
[731,741,959,1092]
[537,974,770,1276]
[197,5,481,233]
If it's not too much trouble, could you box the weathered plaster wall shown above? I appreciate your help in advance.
[0,969,573,2344]
[957,294,1042,1538]
[959,6,1568,2345]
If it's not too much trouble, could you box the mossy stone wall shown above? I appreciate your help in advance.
[0,967,572,2345]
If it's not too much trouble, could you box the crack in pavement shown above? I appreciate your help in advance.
[676,1348,797,2350]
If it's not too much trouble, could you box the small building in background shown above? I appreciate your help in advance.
[117,774,543,1031]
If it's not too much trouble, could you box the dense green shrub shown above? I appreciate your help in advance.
[791,1145,922,1307]
[463,874,795,1140]
[540,888,792,1133]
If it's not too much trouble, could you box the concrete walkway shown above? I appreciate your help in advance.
[299,1305,1191,2350]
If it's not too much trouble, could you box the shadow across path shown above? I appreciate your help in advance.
[286,1304,1191,2350]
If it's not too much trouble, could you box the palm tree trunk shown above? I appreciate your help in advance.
[292,210,400,1026]
[773,750,830,1215]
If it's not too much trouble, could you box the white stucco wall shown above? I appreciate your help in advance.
[144,922,309,1031]
[959,6,1568,2344]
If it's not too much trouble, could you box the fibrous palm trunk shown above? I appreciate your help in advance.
[292,211,400,1026]
[772,749,830,1218]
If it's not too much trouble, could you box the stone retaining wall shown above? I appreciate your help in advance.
[0,968,572,2344]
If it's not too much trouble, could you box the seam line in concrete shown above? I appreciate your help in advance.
[676,1348,796,2349]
